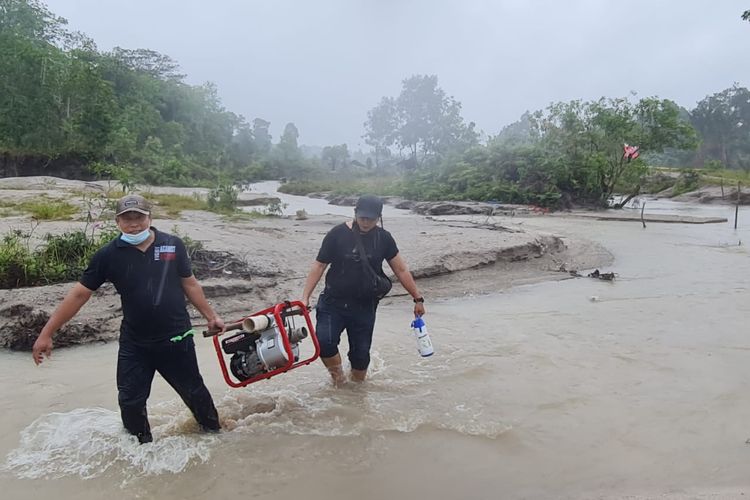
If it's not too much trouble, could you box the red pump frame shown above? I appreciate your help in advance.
[212,301,320,388]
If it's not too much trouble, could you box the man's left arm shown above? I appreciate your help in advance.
[182,275,225,333]
[387,253,425,316]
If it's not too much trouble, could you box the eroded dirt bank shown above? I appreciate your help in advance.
[0,178,613,350]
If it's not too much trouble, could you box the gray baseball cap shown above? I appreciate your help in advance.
[115,194,151,216]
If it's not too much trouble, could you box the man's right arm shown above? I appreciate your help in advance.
[33,283,94,365]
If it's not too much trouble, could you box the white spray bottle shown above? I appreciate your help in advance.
[410,316,434,357]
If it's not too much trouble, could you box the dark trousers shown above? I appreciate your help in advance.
[116,336,220,438]
[315,294,378,371]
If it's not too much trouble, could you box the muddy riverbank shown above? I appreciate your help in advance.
[0,177,612,350]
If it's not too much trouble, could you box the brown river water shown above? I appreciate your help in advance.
[1,197,749,499]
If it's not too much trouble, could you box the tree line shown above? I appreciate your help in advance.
[0,0,311,186]
[2,0,749,208]
[360,78,747,207]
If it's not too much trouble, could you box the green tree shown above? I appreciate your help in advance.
[321,144,349,171]
[690,85,750,170]
[0,1,318,185]
[0,0,70,162]
[276,122,302,166]
[364,75,477,168]
[0,0,69,44]
[252,118,272,155]
[492,111,537,147]
[265,122,306,179]
[363,96,398,168]
[226,120,255,173]
[278,122,299,155]
[107,47,184,81]
[531,96,697,206]
[60,47,116,156]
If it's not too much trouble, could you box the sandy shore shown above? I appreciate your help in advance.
[0,177,613,350]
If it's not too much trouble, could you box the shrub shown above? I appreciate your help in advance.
[207,183,239,213]
[672,170,701,196]
[0,225,119,288]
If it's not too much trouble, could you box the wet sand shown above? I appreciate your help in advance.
[0,177,607,348]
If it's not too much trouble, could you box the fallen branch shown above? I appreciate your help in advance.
[556,264,616,281]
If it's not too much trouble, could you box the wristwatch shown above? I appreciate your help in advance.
[413,297,425,303]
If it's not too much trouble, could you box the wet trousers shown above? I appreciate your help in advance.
[116,336,220,439]
[315,293,378,371]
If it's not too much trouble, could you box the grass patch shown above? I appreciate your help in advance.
[700,169,750,185]
[0,196,80,220]
[653,166,750,186]
[278,177,402,197]
[279,180,339,195]
[18,199,79,220]
[148,193,208,217]
[223,209,275,221]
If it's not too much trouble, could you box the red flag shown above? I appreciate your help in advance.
[623,144,640,162]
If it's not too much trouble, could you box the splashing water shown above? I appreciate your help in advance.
[214,366,512,440]
[4,407,216,479]
[4,379,508,482]
[3,346,510,483]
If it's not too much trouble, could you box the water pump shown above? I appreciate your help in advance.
[207,301,320,387]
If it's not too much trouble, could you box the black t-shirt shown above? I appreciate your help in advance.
[316,223,399,301]
[80,228,193,344]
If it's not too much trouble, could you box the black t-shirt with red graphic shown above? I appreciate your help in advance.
[80,227,193,344]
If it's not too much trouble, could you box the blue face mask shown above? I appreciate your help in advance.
[120,228,151,245]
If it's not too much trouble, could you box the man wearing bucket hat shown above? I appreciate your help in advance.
[301,194,426,385]
[32,194,224,444]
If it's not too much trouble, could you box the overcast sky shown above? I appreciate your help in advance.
[43,0,750,149]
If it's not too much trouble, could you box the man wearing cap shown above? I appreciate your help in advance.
[301,194,426,385]
[32,194,224,443]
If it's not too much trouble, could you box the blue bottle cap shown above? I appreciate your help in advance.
[411,316,425,329]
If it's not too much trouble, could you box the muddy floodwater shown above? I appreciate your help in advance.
[1,196,749,499]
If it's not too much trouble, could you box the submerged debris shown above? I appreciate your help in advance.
[555,264,616,281]
[586,269,616,281]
